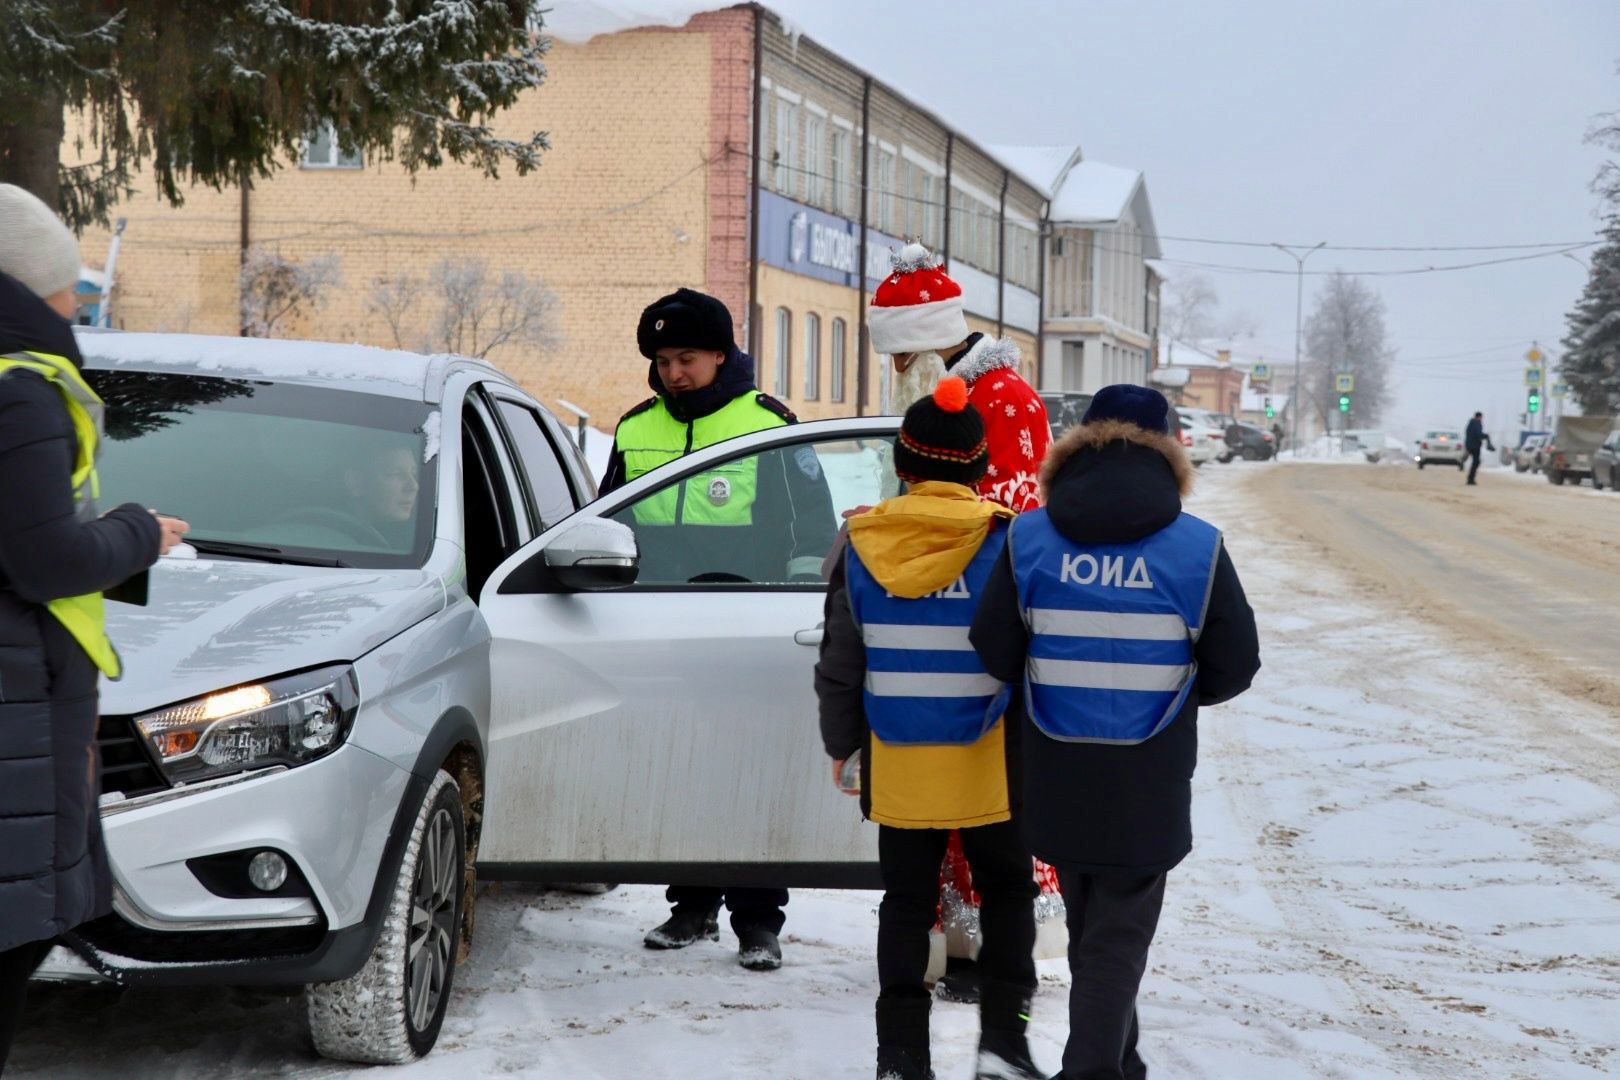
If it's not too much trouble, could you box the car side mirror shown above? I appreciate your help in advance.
[542,518,640,592]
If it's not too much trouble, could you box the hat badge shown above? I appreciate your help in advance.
[707,476,731,506]
[655,318,665,331]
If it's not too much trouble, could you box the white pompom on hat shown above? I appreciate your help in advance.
[0,183,81,301]
[868,243,969,355]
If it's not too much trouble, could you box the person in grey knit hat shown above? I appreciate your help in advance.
[0,183,188,1070]
[0,184,84,319]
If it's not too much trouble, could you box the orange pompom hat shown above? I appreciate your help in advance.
[895,375,988,486]
[933,375,970,413]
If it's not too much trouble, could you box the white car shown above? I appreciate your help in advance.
[1415,429,1467,469]
[1175,408,1228,466]
[37,330,899,1064]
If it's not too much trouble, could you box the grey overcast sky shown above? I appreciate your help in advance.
[763,0,1618,438]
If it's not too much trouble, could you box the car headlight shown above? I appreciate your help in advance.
[134,665,358,785]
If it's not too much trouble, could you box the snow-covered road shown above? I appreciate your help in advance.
[12,464,1619,1078]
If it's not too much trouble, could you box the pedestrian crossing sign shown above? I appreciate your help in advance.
[1334,373,1354,393]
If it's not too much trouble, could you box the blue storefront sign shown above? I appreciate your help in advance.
[758,190,904,291]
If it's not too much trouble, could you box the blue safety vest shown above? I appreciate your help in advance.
[845,522,1011,745]
[1008,510,1222,744]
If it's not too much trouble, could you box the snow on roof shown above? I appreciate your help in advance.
[1241,385,1289,411]
[72,329,502,402]
[543,0,728,44]
[983,145,1081,200]
[1041,162,1159,259]
[1161,339,1227,369]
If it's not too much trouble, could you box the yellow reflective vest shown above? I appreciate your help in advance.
[615,393,788,526]
[0,351,122,678]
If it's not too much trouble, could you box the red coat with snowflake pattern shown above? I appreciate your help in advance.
[951,337,1049,512]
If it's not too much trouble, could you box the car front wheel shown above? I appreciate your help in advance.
[307,770,465,1064]
[1548,469,1565,486]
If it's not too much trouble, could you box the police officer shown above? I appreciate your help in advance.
[0,185,188,1069]
[971,385,1260,1079]
[604,288,834,971]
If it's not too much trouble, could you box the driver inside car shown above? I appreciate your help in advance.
[342,442,420,547]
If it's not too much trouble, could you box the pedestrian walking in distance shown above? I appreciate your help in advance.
[1464,411,1494,486]
[0,183,188,1071]
[817,377,1045,1080]
[972,385,1260,1079]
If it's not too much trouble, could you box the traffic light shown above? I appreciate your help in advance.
[1528,390,1541,414]
[1338,395,1351,413]
[1264,396,1275,419]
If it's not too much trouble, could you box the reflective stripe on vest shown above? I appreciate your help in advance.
[0,351,122,679]
[616,394,786,526]
[845,521,1010,745]
[1008,509,1221,745]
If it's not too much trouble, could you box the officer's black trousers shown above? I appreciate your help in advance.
[666,885,788,935]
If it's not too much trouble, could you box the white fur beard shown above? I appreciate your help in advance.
[888,352,949,414]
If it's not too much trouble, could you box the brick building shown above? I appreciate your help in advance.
[71,4,1086,428]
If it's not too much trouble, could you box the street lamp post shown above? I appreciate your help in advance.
[1273,241,1326,454]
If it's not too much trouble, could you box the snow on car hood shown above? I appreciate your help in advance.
[101,557,444,715]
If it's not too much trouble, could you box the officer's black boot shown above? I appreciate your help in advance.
[975,979,1044,1080]
[642,903,721,949]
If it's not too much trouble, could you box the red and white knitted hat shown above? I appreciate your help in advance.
[868,243,968,355]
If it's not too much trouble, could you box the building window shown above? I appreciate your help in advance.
[830,318,847,403]
[876,149,897,234]
[803,113,826,206]
[830,129,852,216]
[803,312,821,401]
[302,123,362,169]
[774,100,796,193]
[900,160,920,241]
[923,174,943,248]
[774,307,793,398]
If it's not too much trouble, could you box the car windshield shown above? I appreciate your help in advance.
[84,370,437,569]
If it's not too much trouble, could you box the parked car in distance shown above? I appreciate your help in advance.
[1343,428,1388,463]
[1591,428,1620,491]
[1544,416,1612,486]
[1224,421,1276,461]
[1415,430,1466,470]
[1515,433,1551,473]
[1176,407,1231,464]
[1039,390,1093,440]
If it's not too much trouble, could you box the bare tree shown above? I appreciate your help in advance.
[1161,272,1220,341]
[1304,272,1395,428]
[240,247,341,338]
[1161,271,1260,345]
[426,257,563,359]
[1589,104,1620,208]
[368,274,425,351]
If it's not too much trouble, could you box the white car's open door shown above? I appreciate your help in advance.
[476,417,899,887]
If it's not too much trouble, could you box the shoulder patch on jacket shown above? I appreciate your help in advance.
[754,393,797,424]
[618,396,661,425]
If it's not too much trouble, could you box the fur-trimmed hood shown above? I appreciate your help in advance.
[948,335,1021,385]
[1039,419,1193,546]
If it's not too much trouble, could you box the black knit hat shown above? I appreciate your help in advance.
[894,377,988,486]
[637,288,736,360]
[1080,384,1172,434]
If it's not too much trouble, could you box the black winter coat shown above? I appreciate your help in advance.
[0,273,160,953]
[970,421,1260,875]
